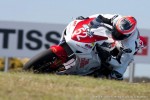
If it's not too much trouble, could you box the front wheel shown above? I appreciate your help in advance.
[23,49,61,73]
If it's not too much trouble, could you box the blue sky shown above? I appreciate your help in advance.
[0,0,150,77]
[0,0,150,29]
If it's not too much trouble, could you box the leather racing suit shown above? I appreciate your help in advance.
[88,14,141,80]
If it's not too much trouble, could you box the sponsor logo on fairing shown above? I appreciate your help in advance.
[79,58,89,68]
[85,44,93,49]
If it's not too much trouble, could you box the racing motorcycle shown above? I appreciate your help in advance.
[23,17,116,77]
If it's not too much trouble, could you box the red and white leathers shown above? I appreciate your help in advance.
[89,14,141,80]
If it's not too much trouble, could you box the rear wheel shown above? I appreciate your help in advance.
[23,49,61,73]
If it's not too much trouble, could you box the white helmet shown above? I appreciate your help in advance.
[112,16,137,40]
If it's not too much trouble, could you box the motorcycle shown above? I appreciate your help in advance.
[23,17,116,76]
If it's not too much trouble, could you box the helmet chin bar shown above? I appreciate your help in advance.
[112,27,132,41]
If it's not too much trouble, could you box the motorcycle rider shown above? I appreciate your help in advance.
[76,14,141,80]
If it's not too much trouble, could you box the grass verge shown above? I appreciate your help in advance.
[0,72,149,100]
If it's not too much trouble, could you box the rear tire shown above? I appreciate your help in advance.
[23,49,59,73]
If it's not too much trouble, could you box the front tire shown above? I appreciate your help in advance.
[23,49,59,73]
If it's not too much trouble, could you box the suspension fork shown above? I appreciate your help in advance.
[50,42,75,68]
[50,45,68,68]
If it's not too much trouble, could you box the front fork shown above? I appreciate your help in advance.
[50,42,75,68]
[50,45,68,68]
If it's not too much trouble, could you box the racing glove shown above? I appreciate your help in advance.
[90,14,119,27]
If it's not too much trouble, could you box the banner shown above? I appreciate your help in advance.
[0,21,66,57]
[135,29,150,63]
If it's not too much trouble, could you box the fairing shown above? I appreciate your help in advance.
[64,18,111,53]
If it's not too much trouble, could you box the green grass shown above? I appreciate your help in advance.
[0,72,149,100]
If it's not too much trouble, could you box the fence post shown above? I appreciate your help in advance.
[4,57,9,72]
[129,62,135,83]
